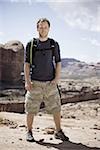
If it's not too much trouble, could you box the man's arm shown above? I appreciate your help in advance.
[24,63,30,83]
[55,62,61,81]
[24,62,32,91]
[51,62,61,84]
[53,41,61,82]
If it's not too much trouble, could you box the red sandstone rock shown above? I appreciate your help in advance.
[0,41,24,84]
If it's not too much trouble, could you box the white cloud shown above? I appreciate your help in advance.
[6,0,100,32]
[47,1,100,32]
[0,31,4,36]
[10,0,32,4]
[10,0,46,3]
[90,39,100,47]
[82,37,100,47]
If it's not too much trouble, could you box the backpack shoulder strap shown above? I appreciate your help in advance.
[30,39,33,65]
[50,38,55,56]
[50,38,55,48]
[30,38,37,65]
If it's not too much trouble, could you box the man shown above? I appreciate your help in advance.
[24,18,69,142]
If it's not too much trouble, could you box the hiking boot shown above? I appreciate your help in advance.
[26,130,35,142]
[55,129,69,141]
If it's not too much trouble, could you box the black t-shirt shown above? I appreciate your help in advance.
[24,38,61,81]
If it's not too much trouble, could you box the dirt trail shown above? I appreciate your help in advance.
[0,110,100,150]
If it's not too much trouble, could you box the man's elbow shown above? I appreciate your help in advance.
[56,62,61,67]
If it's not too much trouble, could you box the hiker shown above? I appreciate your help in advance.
[24,18,69,142]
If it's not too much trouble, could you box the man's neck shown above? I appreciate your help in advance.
[39,37,48,42]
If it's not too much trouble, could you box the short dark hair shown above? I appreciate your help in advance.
[37,18,50,28]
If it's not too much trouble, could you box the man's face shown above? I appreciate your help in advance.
[37,21,50,38]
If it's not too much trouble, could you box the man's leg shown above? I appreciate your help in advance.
[26,113,34,131]
[53,111,61,132]
[53,111,69,141]
[26,113,35,142]
[25,81,43,142]
[45,83,69,141]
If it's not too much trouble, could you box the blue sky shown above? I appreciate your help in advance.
[0,0,100,63]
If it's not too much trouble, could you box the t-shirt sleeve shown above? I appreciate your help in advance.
[54,41,61,63]
[24,42,31,63]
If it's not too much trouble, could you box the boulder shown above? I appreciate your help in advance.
[0,41,24,89]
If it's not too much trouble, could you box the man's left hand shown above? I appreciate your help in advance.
[50,78,59,85]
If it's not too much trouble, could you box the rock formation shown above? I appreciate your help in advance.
[59,78,100,104]
[61,58,100,79]
[0,41,24,89]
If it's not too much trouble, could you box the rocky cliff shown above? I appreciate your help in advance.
[0,41,24,89]
[61,58,100,79]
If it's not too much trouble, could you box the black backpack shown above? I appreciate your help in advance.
[30,38,55,67]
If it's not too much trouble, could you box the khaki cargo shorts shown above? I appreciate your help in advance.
[25,80,61,114]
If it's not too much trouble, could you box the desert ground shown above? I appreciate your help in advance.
[0,99,100,150]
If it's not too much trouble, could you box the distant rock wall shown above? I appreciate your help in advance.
[0,41,24,89]
[61,58,100,79]
[59,79,100,104]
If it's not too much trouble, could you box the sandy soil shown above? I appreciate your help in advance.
[0,100,100,150]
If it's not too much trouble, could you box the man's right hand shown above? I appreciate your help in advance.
[25,81,32,92]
